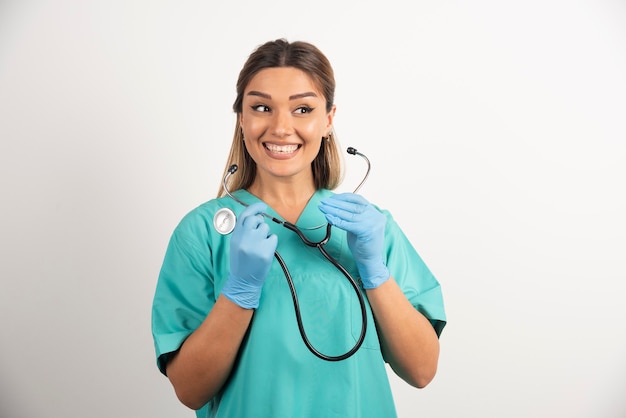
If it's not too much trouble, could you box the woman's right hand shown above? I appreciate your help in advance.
[221,202,277,309]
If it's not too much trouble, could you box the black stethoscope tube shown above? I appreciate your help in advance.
[223,147,371,361]
[274,240,368,361]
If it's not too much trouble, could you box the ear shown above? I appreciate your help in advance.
[326,105,336,134]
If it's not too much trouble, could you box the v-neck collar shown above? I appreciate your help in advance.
[231,189,332,228]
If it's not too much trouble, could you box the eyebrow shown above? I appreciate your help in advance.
[247,91,319,100]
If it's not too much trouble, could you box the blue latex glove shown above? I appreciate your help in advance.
[221,202,278,309]
[318,193,390,289]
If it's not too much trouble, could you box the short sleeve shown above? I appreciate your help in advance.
[382,212,447,337]
[151,213,217,375]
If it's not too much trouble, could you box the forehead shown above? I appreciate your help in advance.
[244,67,323,98]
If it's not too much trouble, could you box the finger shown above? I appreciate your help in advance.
[256,232,278,257]
[321,193,369,207]
[240,202,268,219]
[321,212,361,234]
[241,213,264,229]
[255,221,272,237]
[329,192,368,203]
[319,194,368,214]
[265,233,278,251]
[319,204,358,223]
[319,195,370,222]
[238,202,268,228]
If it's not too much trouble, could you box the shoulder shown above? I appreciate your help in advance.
[171,196,236,243]
[177,197,224,227]
[366,199,398,227]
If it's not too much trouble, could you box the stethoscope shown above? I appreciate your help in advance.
[215,147,371,361]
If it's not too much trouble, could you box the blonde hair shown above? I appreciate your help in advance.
[217,39,344,197]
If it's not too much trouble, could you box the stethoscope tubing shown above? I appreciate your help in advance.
[275,243,368,361]
[223,147,371,361]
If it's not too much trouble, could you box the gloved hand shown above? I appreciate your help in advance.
[221,202,278,309]
[318,193,390,289]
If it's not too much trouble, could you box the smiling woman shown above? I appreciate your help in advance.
[222,40,343,198]
[239,66,335,209]
[150,38,446,418]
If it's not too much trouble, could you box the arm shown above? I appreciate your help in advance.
[166,202,277,410]
[166,296,253,410]
[319,193,441,387]
[366,278,440,388]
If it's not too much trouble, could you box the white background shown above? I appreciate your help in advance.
[1,1,625,417]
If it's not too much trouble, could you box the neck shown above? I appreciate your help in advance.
[248,176,316,224]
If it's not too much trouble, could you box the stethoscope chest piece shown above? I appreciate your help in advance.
[213,207,236,235]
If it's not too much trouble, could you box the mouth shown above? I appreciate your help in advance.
[263,143,301,154]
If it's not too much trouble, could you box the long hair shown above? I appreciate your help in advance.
[217,39,343,197]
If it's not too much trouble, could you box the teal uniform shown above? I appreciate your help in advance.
[152,189,446,418]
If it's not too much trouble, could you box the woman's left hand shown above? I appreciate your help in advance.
[319,193,390,289]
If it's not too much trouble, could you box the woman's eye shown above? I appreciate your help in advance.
[252,105,271,112]
[295,106,314,114]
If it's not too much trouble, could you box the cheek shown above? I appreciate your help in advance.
[297,119,327,140]
[241,117,264,137]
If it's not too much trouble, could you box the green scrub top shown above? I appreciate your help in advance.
[152,189,446,418]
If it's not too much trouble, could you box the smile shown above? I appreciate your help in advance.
[264,143,301,154]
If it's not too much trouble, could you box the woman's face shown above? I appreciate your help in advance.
[240,67,335,185]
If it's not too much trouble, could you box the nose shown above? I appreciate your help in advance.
[270,110,293,138]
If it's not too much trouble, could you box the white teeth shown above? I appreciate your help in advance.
[265,143,299,153]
